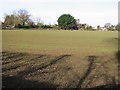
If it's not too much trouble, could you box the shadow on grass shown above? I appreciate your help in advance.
[2,75,57,89]
[92,84,120,89]
[115,50,120,87]
[3,75,119,89]
[116,50,120,64]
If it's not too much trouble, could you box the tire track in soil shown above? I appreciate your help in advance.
[2,53,26,65]
[2,52,16,58]
[0,52,2,60]
[0,52,2,56]
[3,57,24,65]
[83,60,114,88]
[76,56,96,88]
[17,55,71,77]
[2,53,27,72]
[23,55,72,87]
[26,56,72,77]
[2,53,24,60]
[3,55,47,75]
[0,56,2,60]
[2,54,44,65]
[27,55,72,77]
[0,52,9,57]
[76,57,113,88]
[30,55,45,61]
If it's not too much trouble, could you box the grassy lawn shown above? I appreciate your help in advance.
[2,30,118,55]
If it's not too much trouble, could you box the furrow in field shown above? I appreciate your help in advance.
[17,55,71,77]
[0,52,8,57]
[27,55,72,77]
[0,52,2,56]
[14,55,53,76]
[2,65,21,72]
[30,55,45,60]
[2,53,24,60]
[36,54,71,70]
[2,52,16,57]
[2,57,24,65]
[0,57,2,60]
[2,53,26,65]
[3,55,47,75]
[2,54,39,72]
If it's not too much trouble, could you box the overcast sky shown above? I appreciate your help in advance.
[0,0,119,27]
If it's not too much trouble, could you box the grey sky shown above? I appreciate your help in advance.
[0,0,119,27]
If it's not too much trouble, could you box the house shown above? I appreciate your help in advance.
[100,27,108,31]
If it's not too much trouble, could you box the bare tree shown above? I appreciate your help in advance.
[17,9,31,25]
[36,17,44,26]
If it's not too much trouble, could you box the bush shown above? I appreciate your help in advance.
[40,25,52,29]
[29,25,39,28]
[17,24,39,29]
[17,24,29,29]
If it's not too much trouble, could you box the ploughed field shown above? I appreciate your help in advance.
[2,30,119,88]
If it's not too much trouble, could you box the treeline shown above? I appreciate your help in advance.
[1,9,118,31]
[2,9,55,30]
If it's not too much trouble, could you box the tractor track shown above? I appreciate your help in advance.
[3,55,48,74]
[17,55,71,77]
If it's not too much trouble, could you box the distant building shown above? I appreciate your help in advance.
[93,27,97,30]
[100,27,108,31]
[76,19,80,24]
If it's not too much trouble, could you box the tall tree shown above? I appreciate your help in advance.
[57,14,78,30]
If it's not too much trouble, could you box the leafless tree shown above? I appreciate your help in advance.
[17,9,31,25]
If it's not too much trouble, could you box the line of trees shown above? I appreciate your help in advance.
[1,9,118,31]
[2,9,38,29]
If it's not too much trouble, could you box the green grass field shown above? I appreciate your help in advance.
[2,30,118,55]
[2,30,119,88]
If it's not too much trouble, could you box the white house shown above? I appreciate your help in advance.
[100,27,108,31]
